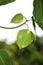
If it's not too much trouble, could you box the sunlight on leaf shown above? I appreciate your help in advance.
[16,29,34,49]
[11,13,24,24]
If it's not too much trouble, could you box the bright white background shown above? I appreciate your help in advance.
[0,0,43,44]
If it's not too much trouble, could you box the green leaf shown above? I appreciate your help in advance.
[11,13,23,24]
[33,0,43,29]
[16,29,34,49]
[0,0,15,6]
[0,49,12,65]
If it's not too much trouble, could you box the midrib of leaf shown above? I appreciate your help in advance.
[0,56,5,65]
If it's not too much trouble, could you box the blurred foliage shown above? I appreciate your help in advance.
[0,40,7,49]
[0,36,43,65]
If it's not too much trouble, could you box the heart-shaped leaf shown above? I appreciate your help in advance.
[0,0,15,6]
[0,49,12,65]
[33,0,43,29]
[11,13,23,24]
[16,29,34,49]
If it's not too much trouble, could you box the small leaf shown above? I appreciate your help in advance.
[11,13,23,24]
[33,0,43,29]
[0,49,12,65]
[0,0,15,6]
[16,29,34,49]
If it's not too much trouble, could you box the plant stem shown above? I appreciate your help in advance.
[0,19,31,29]
[0,22,26,29]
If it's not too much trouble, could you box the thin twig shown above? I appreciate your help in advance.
[0,18,31,29]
